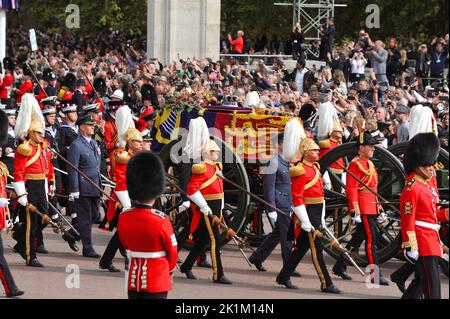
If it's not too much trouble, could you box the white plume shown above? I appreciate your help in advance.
[184,117,210,160]
[283,118,306,161]
[409,104,437,139]
[115,106,135,147]
[317,101,339,140]
[14,93,45,140]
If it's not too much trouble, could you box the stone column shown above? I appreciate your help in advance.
[147,0,221,65]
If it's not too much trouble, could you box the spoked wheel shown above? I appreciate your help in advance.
[155,135,250,249]
[389,143,449,201]
[319,142,406,266]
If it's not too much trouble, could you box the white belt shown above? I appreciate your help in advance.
[129,251,166,258]
[415,220,440,231]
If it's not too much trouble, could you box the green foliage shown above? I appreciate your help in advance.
[6,0,448,46]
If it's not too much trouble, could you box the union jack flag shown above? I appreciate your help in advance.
[0,0,20,10]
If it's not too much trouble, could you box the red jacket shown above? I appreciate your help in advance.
[118,207,178,293]
[104,148,132,228]
[104,120,118,153]
[400,173,448,257]
[290,160,324,207]
[0,74,14,99]
[0,162,9,230]
[319,138,345,173]
[229,35,244,54]
[13,140,54,184]
[16,80,33,103]
[346,156,378,215]
[187,161,224,234]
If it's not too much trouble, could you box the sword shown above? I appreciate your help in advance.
[319,226,365,276]
[334,162,400,214]
[166,175,253,267]
[47,200,81,237]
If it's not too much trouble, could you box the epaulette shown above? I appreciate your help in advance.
[405,179,415,187]
[318,140,330,149]
[289,164,305,177]
[0,162,9,178]
[351,156,360,163]
[17,141,33,157]
[216,162,223,170]
[151,209,167,219]
[116,151,131,164]
[192,163,206,174]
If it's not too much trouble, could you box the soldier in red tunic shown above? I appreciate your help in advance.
[118,152,178,299]
[104,100,123,153]
[0,110,24,297]
[400,133,448,299]
[100,126,143,272]
[179,138,233,284]
[276,138,341,293]
[331,132,390,285]
[12,94,55,267]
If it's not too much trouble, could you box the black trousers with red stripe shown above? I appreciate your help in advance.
[0,233,19,295]
[333,214,380,275]
[402,256,441,299]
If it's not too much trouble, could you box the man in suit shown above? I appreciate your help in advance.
[320,18,335,60]
[248,133,298,276]
[67,115,102,258]
[72,78,87,113]
[283,59,315,95]
[368,41,389,88]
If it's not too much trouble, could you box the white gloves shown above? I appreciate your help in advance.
[115,190,131,210]
[48,184,55,197]
[405,249,419,264]
[69,192,80,202]
[323,171,332,190]
[293,205,314,232]
[351,210,362,223]
[0,198,9,208]
[179,201,191,212]
[190,191,212,216]
[442,253,449,263]
[13,181,28,206]
[268,211,277,225]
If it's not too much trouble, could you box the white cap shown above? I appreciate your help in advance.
[111,90,124,100]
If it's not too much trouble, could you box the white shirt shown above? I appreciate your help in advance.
[351,58,366,74]
[82,135,92,143]
[295,68,308,94]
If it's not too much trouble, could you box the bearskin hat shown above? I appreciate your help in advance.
[126,151,165,202]
[0,110,8,147]
[22,63,33,77]
[2,57,15,71]
[93,77,107,95]
[43,68,56,81]
[403,133,440,175]
[141,84,153,101]
[298,103,316,122]
[63,73,77,91]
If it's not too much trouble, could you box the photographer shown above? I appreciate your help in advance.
[429,38,448,80]
[367,40,389,89]
[291,23,305,61]
[416,44,431,85]
[350,50,367,83]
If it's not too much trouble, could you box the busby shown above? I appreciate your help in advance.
[93,77,107,95]
[0,110,8,146]
[298,103,316,122]
[3,57,15,71]
[141,84,153,101]
[43,68,57,82]
[63,73,77,91]
[22,63,33,77]
[403,133,440,175]
[126,151,165,202]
